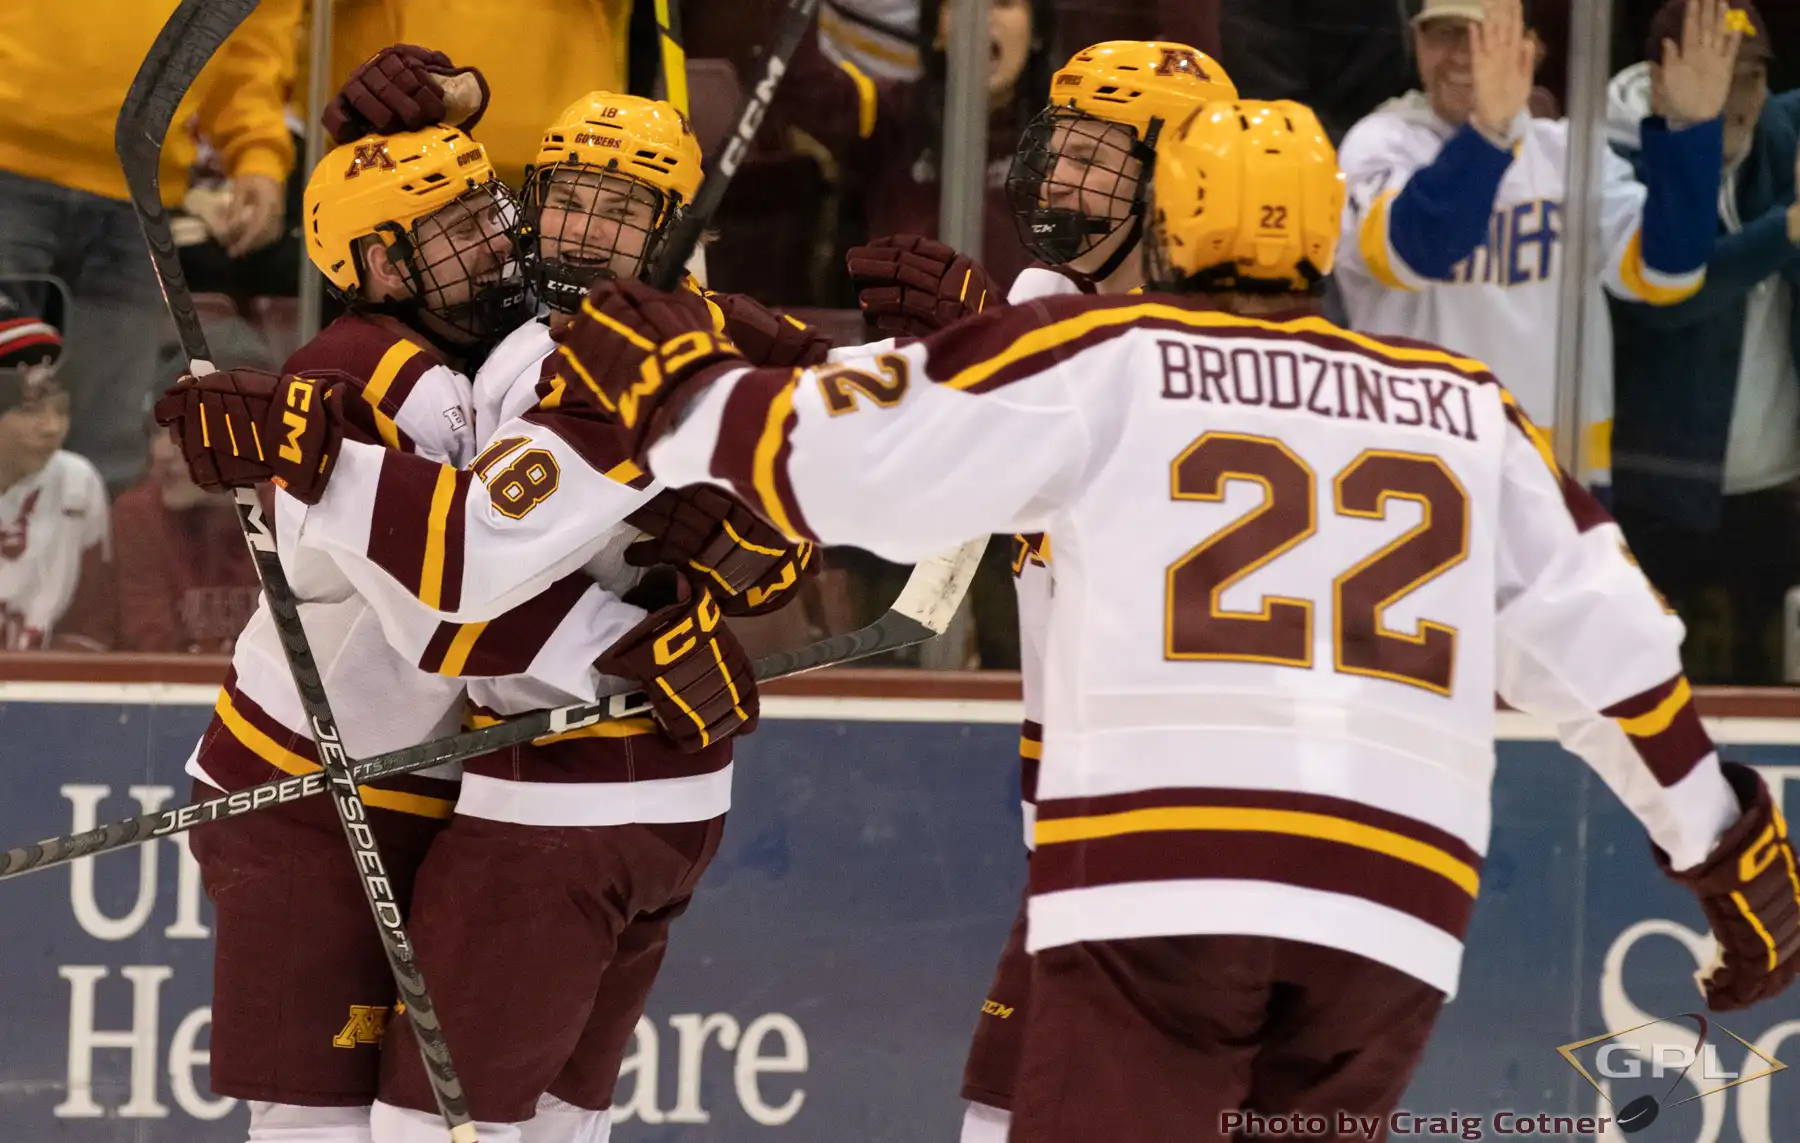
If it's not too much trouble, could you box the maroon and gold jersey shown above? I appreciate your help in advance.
[292,318,734,828]
[645,290,1740,998]
[183,315,479,819]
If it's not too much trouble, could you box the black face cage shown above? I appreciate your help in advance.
[377,178,530,343]
[1007,107,1157,269]
[522,164,676,313]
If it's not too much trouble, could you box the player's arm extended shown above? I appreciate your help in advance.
[645,299,1099,564]
[1490,391,1736,869]
[299,406,657,623]
[1598,117,1722,306]
[341,562,649,699]
[1337,115,1514,289]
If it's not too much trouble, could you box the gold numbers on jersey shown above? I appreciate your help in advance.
[816,353,910,416]
[470,436,561,521]
[1165,434,1470,695]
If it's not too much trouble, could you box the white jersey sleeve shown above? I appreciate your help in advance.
[1491,399,1735,870]
[299,403,659,622]
[647,301,1099,562]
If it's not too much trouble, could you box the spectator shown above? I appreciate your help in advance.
[763,0,1059,292]
[1334,0,1737,464]
[1606,0,1799,684]
[110,343,268,655]
[308,0,633,186]
[1221,0,1411,143]
[0,0,299,494]
[0,331,112,652]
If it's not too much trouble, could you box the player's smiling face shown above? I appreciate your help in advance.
[536,168,662,285]
[1417,16,1478,125]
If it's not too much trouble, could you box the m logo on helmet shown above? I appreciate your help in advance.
[344,141,397,179]
[1055,74,1083,87]
[1155,48,1209,79]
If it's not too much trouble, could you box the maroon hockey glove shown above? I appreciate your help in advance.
[548,278,743,451]
[625,486,818,616]
[322,44,490,144]
[711,292,832,367]
[598,573,760,753]
[1659,762,1800,1011]
[847,234,1001,338]
[152,368,353,505]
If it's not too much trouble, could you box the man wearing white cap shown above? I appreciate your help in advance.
[1335,0,1744,479]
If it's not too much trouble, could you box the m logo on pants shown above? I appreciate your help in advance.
[333,1004,389,1049]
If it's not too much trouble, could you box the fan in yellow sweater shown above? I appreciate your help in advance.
[0,0,298,492]
[0,0,299,218]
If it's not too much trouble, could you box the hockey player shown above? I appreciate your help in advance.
[1334,0,1744,473]
[160,84,815,1143]
[153,125,536,1143]
[842,39,1238,1143]
[547,99,1800,1142]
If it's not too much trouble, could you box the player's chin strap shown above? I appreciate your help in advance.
[1088,211,1145,283]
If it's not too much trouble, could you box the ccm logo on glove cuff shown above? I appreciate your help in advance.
[279,378,318,463]
[653,591,723,665]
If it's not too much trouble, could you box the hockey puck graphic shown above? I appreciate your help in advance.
[1616,1095,1660,1134]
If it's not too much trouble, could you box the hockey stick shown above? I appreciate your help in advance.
[116,3,475,1137]
[0,537,987,879]
[654,0,690,117]
[648,0,821,290]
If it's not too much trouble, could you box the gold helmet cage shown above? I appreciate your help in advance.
[1144,100,1345,295]
[303,126,527,342]
[1007,41,1238,277]
[523,92,704,310]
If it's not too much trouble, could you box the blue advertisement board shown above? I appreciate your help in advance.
[0,692,1796,1142]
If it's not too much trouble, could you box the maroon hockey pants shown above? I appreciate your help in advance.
[1010,935,1445,1143]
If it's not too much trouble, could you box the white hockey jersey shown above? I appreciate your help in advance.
[186,316,480,818]
[296,317,734,828]
[1335,96,1721,478]
[0,450,108,650]
[647,291,1740,996]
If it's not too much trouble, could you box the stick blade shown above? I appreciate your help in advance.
[887,537,989,635]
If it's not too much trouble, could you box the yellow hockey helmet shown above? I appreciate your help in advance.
[303,126,526,341]
[1009,42,1238,277]
[1144,101,1345,294]
[525,92,704,310]
[1049,41,1238,139]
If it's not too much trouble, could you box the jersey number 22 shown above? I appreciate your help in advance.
[1166,431,1468,695]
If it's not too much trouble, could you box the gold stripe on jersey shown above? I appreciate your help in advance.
[605,459,645,485]
[942,303,1492,394]
[1019,735,1042,761]
[836,57,878,139]
[363,340,424,450]
[1358,190,1415,293]
[1618,230,1704,306]
[1613,676,1692,737]
[751,373,804,539]
[437,621,489,676]
[464,709,657,743]
[213,691,453,818]
[1034,804,1481,897]
[418,465,460,610]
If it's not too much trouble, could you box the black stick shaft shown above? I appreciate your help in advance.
[1,600,941,881]
[115,3,474,1136]
[648,0,821,289]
